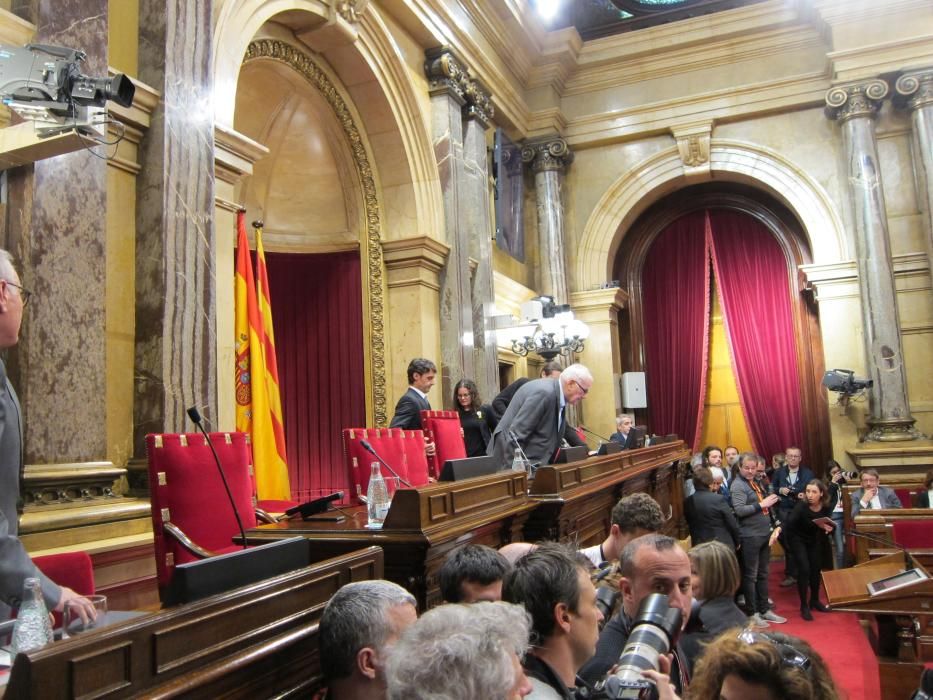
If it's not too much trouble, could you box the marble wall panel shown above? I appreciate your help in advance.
[134,0,216,454]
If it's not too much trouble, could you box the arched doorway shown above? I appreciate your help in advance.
[614,183,831,471]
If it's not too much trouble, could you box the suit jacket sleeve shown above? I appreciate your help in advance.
[718,498,741,546]
[491,379,525,421]
[731,481,760,519]
[0,510,60,609]
[851,488,864,517]
[389,391,420,430]
[882,487,903,509]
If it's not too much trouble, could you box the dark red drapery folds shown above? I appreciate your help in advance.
[642,212,711,451]
[265,251,366,502]
[707,209,805,462]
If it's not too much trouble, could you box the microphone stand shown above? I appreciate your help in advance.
[845,529,913,570]
[186,407,248,550]
[360,440,413,488]
[508,430,536,473]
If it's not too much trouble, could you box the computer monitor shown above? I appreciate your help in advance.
[624,426,647,450]
[597,441,623,456]
[439,455,499,482]
[164,537,311,606]
[553,445,589,464]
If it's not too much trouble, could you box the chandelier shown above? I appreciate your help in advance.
[496,296,590,360]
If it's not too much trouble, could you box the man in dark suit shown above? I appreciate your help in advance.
[769,446,814,586]
[851,468,904,516]
[684,467,741,548]
[389,358,436,430]
[0,249,96,622]
[488,363,592,469]
[491,360,586,448]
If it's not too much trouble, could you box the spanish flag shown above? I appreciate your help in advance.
[233,212,290,499]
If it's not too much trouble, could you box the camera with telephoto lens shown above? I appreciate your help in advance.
[578,593,683,700]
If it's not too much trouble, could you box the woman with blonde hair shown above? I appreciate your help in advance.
[687,541,748,635]
[688,629,839,700]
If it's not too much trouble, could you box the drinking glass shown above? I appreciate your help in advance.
[63,595,108,638]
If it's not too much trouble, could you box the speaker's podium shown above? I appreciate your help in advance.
[822,552,933,699]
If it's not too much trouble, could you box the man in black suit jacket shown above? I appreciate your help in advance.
[389,358,436,430]
[769,446,814,584]
[684,467,740,548]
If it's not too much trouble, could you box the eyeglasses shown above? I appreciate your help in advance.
[4,281,32,307]
[737,628,811,672]
[573,380,590,395]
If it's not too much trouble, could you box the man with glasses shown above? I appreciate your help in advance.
[488,363,593,470]
[0,250,98,623]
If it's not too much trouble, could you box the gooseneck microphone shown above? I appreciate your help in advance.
[187,407,248,550]
[508,429,533,464]
[359,439,413,488]
[845,529,913,569]
[579,425,613,444]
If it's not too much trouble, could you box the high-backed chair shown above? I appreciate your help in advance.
[396,429,431,486]
[33,551,95,627]
[892,520,933,549]
[343,427,432,504]
[420,410,466,478]
[145,432,271,597]
[894,488,913,509]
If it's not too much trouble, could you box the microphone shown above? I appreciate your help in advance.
[284,491,345,520]
[359,439,413,488]
[579,425,612,444]
[845,529,913,569]
[187,407,248,550]
[508,430,533,464]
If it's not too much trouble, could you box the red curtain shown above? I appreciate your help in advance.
[707,210,805,461]
[642,212,711,450]
[265,251,365,502]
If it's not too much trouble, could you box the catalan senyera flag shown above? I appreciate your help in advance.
[233,212,290,499]
[253,224,290,499]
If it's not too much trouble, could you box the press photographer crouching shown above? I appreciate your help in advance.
[578,534,694,697]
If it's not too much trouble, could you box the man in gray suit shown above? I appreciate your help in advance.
[851,468,903,516]
[0,249,96,621]
[488,363,593,469]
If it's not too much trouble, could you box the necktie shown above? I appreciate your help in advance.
[750,479,769,514]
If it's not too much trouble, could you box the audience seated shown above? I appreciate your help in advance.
[385,601,532,700]
[684,467,740,549]
[439,543,510,603]
[688,629,840,700]
[686,541,748,637]
[579,492,664,569]
[851,468,903,516]
[578,534,693,695]
[609,414,634,445]
[503,542,602,699]
[318,580,417,700]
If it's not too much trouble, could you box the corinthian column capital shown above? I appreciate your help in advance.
[424,47,470,104]
[521,137,573,173]
[894,69,933,111]
[825,79,889,122]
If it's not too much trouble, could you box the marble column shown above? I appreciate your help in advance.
[522,137,574,305]
[825,81,920,441]
[894,69,933,279]
[5,1,109,464]
[134,0,216,454]
[425,48,476,401]
[462,82,499,402]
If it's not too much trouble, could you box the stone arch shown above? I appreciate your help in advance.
[576,140,847,291]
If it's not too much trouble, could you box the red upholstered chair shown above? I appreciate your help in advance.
[420,410,466,478]
[33,551,95,627]
[892,520,933,549]
[344,428,406,505]
[145,432,264,597]
[397,429,431,487]
[894,489,913,508]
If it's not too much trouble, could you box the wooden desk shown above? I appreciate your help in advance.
[4,547,383,699]
[243,470,531,609]
[524,442,689,544]
[851,508,933,564]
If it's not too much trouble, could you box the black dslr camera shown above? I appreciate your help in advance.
[577,593,682,700]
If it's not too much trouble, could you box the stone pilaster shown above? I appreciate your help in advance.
[5,1,109,464]
[825,80,920,441]
[424,47,478,401]
[135,0,216,453]
[522,137,573,305]
[894,69,933,281]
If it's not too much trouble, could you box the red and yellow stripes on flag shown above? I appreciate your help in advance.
[233,212,291,500]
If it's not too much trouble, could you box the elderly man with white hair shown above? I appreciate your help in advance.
[385,601,533,700]
[488,363,593,471]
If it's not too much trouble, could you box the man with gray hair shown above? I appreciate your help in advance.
[488,363,593,470]
[318,579,417,700]
[0,250,97,623]
[385,601,532,700]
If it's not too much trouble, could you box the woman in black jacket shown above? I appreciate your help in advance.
[452,379,495,458]
[774,479,834,620]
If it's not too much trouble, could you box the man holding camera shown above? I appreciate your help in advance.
[769,447,814,586]
[577,534,693,695]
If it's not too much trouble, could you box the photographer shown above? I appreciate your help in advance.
[826,460,852,568]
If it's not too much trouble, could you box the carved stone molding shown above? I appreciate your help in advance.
[336,0,369,24]
[521,137,574,173]
[825,79,889,122]
[894,69,933,111]
[245,38,387,425]
[672,122,712,175]
[424,47,495,124]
